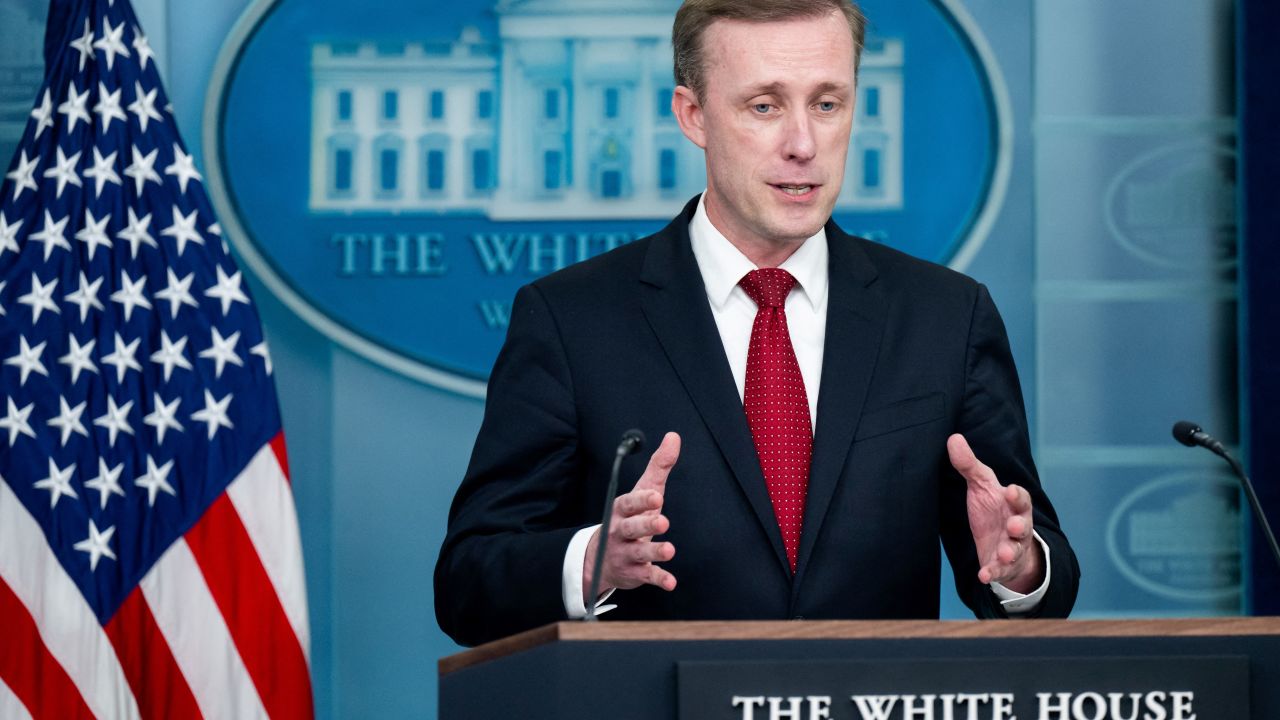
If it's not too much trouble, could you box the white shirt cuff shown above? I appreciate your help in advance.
[989,530,1052,615]
[565,527,1050,618]
[562,524,616,618]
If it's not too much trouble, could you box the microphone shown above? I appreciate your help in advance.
[585,429,646,621]
[617,428,645,456]
[1172,420,1280,572]
[1172,420,1226,455]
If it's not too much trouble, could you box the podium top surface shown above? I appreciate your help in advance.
[438,617,1280,675]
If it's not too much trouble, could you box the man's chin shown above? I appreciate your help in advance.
[768,198,835,238]
[764,216,828,245]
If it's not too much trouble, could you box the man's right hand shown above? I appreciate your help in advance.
[582,431,681,606]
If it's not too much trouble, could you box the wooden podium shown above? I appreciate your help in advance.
[439,618,1280,719]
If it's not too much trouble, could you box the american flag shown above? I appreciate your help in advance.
[0,0,313,718]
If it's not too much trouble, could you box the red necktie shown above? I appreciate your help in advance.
[739,268,813,573]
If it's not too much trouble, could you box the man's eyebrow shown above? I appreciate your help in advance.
[743,81,852,97]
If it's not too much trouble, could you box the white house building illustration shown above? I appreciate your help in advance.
[309,0,903,218]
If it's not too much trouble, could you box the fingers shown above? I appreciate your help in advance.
[615,512,669,540]
[616,563,678,592]
[947,434,997,488]
[1003,485,1034,541]
[634,432,681,495]
[626,540,675,565]
[1005,483,1032,514]
[614,488,663,517]
[979,538,1025,584]
[607,539,678,592]
[649,565,678,592]
[980,515,1037,585]
[601,433,681,594]
[1006,514,1030,540]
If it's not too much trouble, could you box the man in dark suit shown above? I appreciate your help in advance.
[435,0,1079,648]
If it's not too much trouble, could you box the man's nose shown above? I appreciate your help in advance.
[781,112,817,161]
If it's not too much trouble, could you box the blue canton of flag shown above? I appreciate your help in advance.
[0,1,313,719]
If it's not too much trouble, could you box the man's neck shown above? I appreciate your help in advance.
[703,198,808,269]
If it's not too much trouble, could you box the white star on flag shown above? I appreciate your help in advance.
[154,268,199,318]
[64,271,107,322]
[94,81,128,131]
[0,398,37,446]
[124,144,161,195]
[191,389,234,440]
[18,273,61,323]
[150,330,193,381]
[164,143,203,193]
[84,146,122,197]
[34,458,79,509]
[161,205,203,254]
[43,146,84,199]
[143,393,184,444]
[109,270,152,322]
[117,206,158,258]
[70,19,95,71]
[28,210,72,261]
[6,149,40,201]
[199,327,244,379]
[84,458,126,510]
[4,336,49,386]
[251,340,273,376]
[47,397,90,446]
[132,27,155,70]
[93,395,135,447]
[74,209,114,261]
[207,221,230,253]
[101,331,143,383]
[127,80,163,132]
[205,265,251,316]
[93,17,131,71]
[134,454,177,506]
[28,90,54,140]
[73,520,118,571]
[0,212,21,257]
[57,81,93,132]
[58,335,99,384]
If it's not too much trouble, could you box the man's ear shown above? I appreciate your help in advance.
[672,85,707,149]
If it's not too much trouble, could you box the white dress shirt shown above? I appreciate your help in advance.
[562,194,1049,617]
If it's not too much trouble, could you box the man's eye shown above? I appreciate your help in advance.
[817,101,836,112]
[752,104,772,114]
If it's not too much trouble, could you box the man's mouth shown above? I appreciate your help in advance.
[773,184,818,197]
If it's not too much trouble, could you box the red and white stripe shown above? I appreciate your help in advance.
[0,676,35,720]
[0,433,313,720]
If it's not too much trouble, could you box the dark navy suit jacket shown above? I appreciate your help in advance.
[435,196,1079,647]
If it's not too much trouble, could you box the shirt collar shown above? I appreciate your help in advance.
[688,192,829,312]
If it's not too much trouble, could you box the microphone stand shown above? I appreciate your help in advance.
[1174,421,1280,573]
[585,430,644,621]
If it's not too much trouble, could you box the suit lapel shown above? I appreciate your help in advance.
[794,226,886,586]
[638,202,792,577]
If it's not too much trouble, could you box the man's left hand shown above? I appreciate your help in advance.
[947,433,1044,594]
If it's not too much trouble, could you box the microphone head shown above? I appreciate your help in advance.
[1172,420,1201,447]
[621,429,646,454]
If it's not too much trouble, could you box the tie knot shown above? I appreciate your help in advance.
[739,268,796,309]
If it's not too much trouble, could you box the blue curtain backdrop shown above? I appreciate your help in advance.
[0,1,1258,718]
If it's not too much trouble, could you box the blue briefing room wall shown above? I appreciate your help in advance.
[0,0,1249,718]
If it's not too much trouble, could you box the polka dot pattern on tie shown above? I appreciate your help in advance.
[739,268,813,573]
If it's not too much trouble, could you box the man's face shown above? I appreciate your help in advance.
[675,11,855,257]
